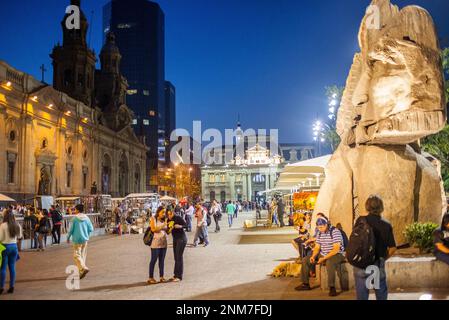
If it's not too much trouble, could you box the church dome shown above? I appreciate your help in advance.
[101,32,120,56]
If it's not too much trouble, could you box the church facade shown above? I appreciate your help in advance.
[200,123,316,203]
[0,1,147,200]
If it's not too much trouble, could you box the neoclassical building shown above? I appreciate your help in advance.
[0,2,147,200]
[200,123,316,203]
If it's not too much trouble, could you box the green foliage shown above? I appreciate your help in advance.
[422,126,449,191]
[323,85,344,152]
[421,48,449,191]
[443,48,449,102]
[404,222,439,254]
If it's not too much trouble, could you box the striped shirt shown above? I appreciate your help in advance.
[316,227,345,256]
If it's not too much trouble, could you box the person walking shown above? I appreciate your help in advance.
[193,203,209,247]
[277,198,285,227]
[67,204,94,280]
[36,209,50,251]
[226,201,235,228]
[350,195,396,300]
[167,210,187,282]
[50,205,63,245]
[296,216,349,297]
[256,203,262,220]
[211,200,221,233]
[184,203,194,232]
[0,209,22,294]
[233,202,239,219]
[434,213,449,266]
[113,205,122,236]
[147,207,168,284]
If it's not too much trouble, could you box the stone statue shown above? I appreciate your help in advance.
[314,0,447,243]
[38,166,51,195]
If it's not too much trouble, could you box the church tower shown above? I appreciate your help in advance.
[50,0,96,107]
[95,31,131,132]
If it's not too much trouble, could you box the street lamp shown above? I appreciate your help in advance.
[312,120,325,156]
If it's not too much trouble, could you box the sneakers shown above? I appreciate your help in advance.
[329,287,338,297]
[80,268,90,280]
[147,278,157,285]
[169,277,181,282]
[7,287,14,294]
[159,277,167,283]
[295,283,311,291]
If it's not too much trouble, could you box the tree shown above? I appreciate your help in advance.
[443,47,449,103]
[422,48,449,191]
[322,85,344,152]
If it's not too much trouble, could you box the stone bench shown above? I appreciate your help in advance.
[319,256,449,290]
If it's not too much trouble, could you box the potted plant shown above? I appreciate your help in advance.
[404,222,439,254]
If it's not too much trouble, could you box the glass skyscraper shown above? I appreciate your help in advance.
[103,0,170,191]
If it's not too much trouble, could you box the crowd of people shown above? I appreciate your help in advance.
[1,195,449,298]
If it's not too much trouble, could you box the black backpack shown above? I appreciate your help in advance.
[346,217,376,269]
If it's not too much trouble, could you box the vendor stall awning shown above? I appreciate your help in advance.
[125,193,159,199]
[55,197,80,201]
[275,155,332,190]
[160,195,176,201]
[0,194,16,202]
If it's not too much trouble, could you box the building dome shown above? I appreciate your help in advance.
[101,32,120,56]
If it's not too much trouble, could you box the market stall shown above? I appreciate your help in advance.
[55,197,81,214]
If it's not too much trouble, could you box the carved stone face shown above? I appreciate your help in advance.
[337,0,446,145]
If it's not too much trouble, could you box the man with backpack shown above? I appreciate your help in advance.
[295,216,349,296]
[347,195,396,300]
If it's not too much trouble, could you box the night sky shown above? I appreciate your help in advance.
[0,0,448,143]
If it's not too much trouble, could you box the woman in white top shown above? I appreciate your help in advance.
[0,209,22,294]
[147,207,168,285]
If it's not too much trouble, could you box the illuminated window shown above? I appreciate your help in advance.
[143,90,150,96]
[132,119,138,125]
[149,110,156,117]
[143,119,150,126]
[209,175,215,183]
[127,89,137,95]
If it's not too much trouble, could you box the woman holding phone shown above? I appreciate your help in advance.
[147,207,168,285]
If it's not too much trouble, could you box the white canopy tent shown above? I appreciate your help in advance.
[0,194,16,202]
[160,195,177,202]
[275,155,332,191]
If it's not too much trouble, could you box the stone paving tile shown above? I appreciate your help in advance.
[1,211,448,300]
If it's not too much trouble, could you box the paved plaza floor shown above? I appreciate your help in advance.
[1,211,448,300]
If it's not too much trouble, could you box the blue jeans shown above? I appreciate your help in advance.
[149,248,167,278]
[227,215,233,227]
[1,243,18,289]
[272,214,279,225]
[185,215,192,232]
[194,225,209,245]
[353,259,388,300]
[435,251,449,266]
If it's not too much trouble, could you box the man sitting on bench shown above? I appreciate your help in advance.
[295,215,349,297]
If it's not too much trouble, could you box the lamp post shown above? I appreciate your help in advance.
[313,120,325,156]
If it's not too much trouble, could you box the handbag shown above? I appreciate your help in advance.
[0,243,5,266]
[143,226,154,246]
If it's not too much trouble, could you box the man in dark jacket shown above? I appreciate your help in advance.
[50,205,63,244]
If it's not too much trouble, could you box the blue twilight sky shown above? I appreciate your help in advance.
[0,0,448,143]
